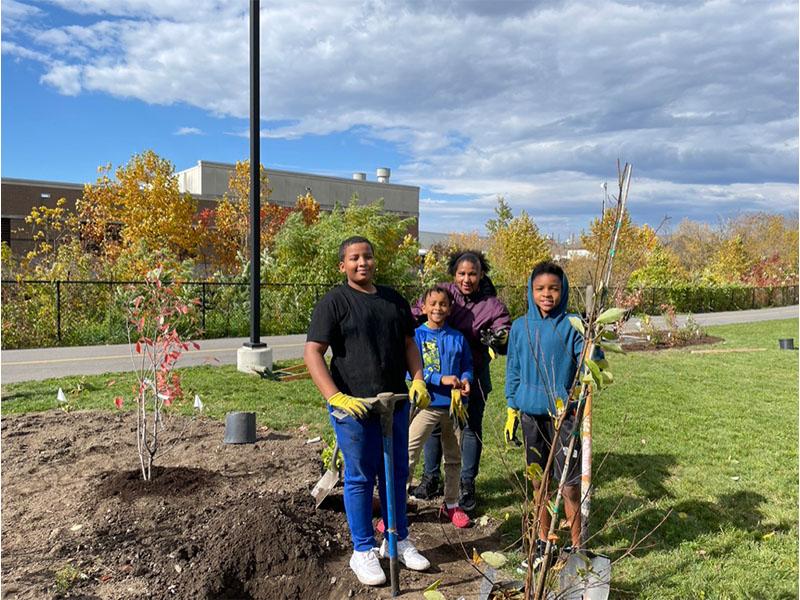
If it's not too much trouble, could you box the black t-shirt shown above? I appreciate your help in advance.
[307,284,415,398]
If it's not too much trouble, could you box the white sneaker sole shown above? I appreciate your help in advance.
[349,553,386,586]
[379,540,430,571]
[349,563,386,586]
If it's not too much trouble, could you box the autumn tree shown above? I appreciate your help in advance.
[666,218,720,274]
[10,197,102,282]
[628,243,688,287]
[579,209,657,288]
[485,197,551,287]
[295,190,321,225]
[703,235,754,284]
[197,160,317,275]
[726,213,799,284]
[728,213,797,263]
[79,150,198,268]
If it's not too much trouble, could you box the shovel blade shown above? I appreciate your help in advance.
[558,552,611,600]
[311,469,340,508]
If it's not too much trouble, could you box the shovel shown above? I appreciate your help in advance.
[311,438,341,508]
[363,392,409,597]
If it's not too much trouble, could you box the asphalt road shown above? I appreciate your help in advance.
[2,305,796,384]
[1,334,307,384]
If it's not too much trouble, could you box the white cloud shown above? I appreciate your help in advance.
[39,63,82,95]
[4,0,798,234]
[2,0,41,23]
[174,126,203,135]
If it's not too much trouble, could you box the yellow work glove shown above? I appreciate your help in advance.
[327,392,369,419]
[450,388,467,427]
[409,379,431,410]
[504,407,521,446]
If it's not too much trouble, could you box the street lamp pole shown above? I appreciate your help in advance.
[238,0,272,373]
[246,0,265,350]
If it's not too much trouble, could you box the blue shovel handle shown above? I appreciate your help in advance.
[367,392,406,596]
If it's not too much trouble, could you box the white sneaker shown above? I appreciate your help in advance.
[349,548,386,586]
[380,537,431,571]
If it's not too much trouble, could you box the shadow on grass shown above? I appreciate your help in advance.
[594,451,678,500]
[595,489,794,597]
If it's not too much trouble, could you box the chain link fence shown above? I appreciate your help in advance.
[2,279,797,350]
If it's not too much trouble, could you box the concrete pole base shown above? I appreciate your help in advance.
[237,345,273,375]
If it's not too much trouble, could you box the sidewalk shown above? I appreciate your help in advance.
[2,306,797,384]
[1,334,307,384]
[622,305,798,332]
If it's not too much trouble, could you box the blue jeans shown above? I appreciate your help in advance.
[330,401,410,551]
[423,363,491,482]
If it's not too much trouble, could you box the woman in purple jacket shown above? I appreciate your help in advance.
[412,250,511,511]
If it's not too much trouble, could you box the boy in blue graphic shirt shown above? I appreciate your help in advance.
[505,261,589,559]
[407,286,473,528]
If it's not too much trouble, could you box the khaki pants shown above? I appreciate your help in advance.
[408,407,462,506]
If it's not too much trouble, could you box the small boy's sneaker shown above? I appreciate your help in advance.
[379,538,430,571]
[411,473,442,500]
[519,539,552,571]
[349,548,386,586]
[458,478,476,512]
[440,504,471,528]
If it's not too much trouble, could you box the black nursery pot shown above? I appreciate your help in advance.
[778,338,796,350]
[224,412,257,444]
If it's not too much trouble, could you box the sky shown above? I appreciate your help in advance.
[2,0,798,238]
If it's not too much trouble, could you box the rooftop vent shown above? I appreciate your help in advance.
[352,172,366,181]
[376,167,390,183]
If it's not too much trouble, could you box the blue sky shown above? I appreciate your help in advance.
[2,0,798,238]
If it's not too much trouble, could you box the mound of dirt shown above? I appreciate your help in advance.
[1,409,505,599]
[183,491,341,599]
[621,333,723,352]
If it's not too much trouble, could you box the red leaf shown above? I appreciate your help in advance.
[192,342,200,350]
[135,341,141,354]
[114,397,124,409]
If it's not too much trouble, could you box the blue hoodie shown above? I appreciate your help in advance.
[505,270,585,416]
[413,323,473,409]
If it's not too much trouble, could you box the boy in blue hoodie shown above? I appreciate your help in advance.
[505,261,585,555]
[407,286,473,528]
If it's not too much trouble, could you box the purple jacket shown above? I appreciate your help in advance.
[412,282,511,371]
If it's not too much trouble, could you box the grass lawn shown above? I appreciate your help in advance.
[3,318,797,599]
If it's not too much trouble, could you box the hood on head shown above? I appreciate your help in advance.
[527,268,569,320]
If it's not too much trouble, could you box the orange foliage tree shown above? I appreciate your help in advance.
[197,161,320,276]
[79,150,198,268]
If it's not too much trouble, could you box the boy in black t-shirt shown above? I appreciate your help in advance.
[304,236,432,587]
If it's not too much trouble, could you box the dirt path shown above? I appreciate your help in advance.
[1,411,504,599]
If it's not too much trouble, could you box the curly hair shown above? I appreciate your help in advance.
[447,249,491,276]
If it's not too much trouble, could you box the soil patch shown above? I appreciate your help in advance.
[2,410,504,599]
[621,334,723,352]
